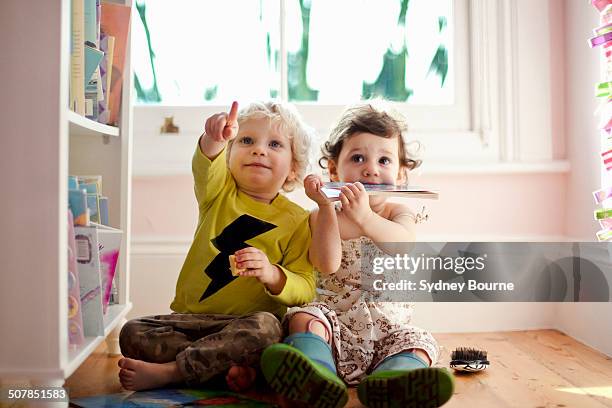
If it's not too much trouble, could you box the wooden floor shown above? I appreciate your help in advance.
[65,329,612,407]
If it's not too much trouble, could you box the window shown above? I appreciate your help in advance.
[132,0,536,175]
[133,0,454,106]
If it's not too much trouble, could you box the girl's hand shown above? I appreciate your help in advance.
[204,101,239,143]
[304,174,333,207]
[339,182,373,228]
[233,247,280,287]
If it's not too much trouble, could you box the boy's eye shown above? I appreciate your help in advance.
[269,140,282,148]
[350,154,365,163]
[239,136,253,144]
[379,157,391,165]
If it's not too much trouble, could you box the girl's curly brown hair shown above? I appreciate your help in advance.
[319,102,422,180]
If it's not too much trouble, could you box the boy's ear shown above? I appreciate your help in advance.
[286,163,297,182]
[328,160,339,181]
[287,169,297,182]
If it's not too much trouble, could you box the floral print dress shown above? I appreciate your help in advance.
[284,236,439,385]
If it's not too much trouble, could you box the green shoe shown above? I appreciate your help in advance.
[357,367,455,408]
[261,343,348,408]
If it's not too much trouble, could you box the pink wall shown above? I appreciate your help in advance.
[132,173,568,239]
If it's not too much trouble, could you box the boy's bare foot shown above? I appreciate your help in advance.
[118,358,182,391]
[225,365,257,392]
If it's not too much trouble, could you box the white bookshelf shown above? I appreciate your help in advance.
[68,110,119,138]
[0,0,133,392]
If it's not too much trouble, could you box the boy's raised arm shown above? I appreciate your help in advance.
[193,101,239,211]
[199,101,239,160]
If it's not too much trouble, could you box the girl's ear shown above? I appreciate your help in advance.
[328,160,340,181]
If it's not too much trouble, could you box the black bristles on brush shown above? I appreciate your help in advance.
[451,347,488,362]
[450,347,490,372]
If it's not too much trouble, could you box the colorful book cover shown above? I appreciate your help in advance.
[94,223,122,313]
[593,0,612,13]
[87,193,100,223]
[67,210,85,346]
[595,208,612,219]
[100,3,131,126]
[593,186,612,204]
[74,225,105,337]
[78,175,103,193]
[596,228,612,242]
[97,33,115,125]
[70,0,85,116]
[83,0,99,46]
[80,182,99,195]
[602,147,612,171]
[68,175,79,190]
[69,189,89,226]
[600,218,612,229]
[322,182,439,200]
[71,388,274,408]
[84,45,104,119]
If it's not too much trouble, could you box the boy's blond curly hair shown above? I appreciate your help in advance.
[227,101,314,192]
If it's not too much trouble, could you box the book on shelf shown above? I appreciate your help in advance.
[69,175,111,226]
[84,44,103,85]
[68,175,79,190]
[71,0,129,124]
[94,223,122,313]
[83,0,100,47]
[69,188,90,226]
[78,175,103,192]
[87,193,101,223]
[70,0,85,116]
[97,33,115,125]
[98,196,109,226]
[74,225,105,336]
[100,3,131,126]
[67,210,85,346]
[109,278,119,305]
[84,44,104,120]
[73,222,123,334]
[321,182,439,200]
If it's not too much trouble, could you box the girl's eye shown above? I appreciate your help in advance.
[239,136,253,144]
[379,157,391,165]
[269,140,282,148]
[350,154,365,163]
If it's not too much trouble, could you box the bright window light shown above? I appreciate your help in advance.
[132,0,452,105]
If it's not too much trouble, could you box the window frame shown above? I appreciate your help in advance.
[132,0,562,176]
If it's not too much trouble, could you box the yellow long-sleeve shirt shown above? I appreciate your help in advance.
[170,144,316,317]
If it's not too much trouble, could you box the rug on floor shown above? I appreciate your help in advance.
[70,388,276,407]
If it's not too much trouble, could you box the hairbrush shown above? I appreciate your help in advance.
[450,347,489,372]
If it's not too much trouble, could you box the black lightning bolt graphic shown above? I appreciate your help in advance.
[199,214,277,302]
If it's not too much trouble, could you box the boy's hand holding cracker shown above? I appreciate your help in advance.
[231,247,286,295]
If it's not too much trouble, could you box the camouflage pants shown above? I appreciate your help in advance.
[119,311,282,385]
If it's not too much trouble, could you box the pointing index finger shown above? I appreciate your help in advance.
[227,101,239,125]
